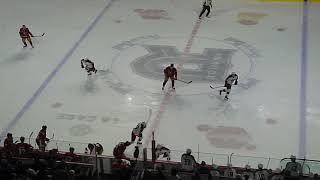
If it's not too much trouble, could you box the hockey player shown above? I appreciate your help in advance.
[81,58,97,75]
[16,136,33,155]
[285,155,302,176]
[219,72,238,100]
[155,144,171,160]
[162,64,177,90]
[113,141,131,160]
[131,122,146,144]
[181,148,197,172]
[199,0,213,19]
[255,164,270,180]
[224,163,237,178]
[36,125,50,151]
[241,165,254,180]
[19,25,34,48]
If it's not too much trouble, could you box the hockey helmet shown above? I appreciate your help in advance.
[20,136,25,142]
[231,72,236,75]
[124,141,131,146]
[141,122,146,128]
[42,125,47,129]
[258,163,263,169]
[186,148,192,154]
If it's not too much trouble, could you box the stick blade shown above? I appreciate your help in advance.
[187,81,192,84]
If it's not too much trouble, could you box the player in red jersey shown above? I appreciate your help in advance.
[19,25,34,48]
[36,125,50,151]
[113,141,131,160]
[162,64,177,90]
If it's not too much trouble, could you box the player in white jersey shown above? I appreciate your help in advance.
[131,122,146,144]
[81,58,97,75]
[199,0,213,19]
[155,144,171,160]
[224,163,237,178]
[219,72,238,100]
[255,164,270,180]
[181,148,197,172]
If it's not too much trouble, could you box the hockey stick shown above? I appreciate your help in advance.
[177,79,192,84]
[209,85,224,89]
[28,131,34,145]
[33,33,45,37]
[81,60,84,68]
[145,109,152,124]
[50,133,54,140]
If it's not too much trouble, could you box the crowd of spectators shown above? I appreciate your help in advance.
[1,129,320,180]
[0,127,102,180]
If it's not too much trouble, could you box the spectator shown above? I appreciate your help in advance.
[0,159,13,179]
[271,168,284,180]
[224,163,236,178]
[96,143,104,155]
[181,148,197,172]
[65,147,80,162]
[85,143,103,155]
[4,133,13,150]
[210,164,221,177]
[198,161,212,179]
[113,141,131,160]
[133,146,139,160]
[314,174,319,180]
[36,125,49,151]
[255,163,270,180]
[16,136,33,155]
[242,164,254,180]
[171,168,182,180]
[155,144,171,160]
[285,155,302,176]
[3,133,15,157]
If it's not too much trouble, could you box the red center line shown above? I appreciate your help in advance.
[144,19,202,147]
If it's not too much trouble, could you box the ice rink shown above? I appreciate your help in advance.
[0,0,320,168]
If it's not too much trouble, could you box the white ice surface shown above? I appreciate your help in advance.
[0,0,320,168]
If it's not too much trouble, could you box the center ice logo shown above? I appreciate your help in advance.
[109,35,260,95]
[131,45,236,83]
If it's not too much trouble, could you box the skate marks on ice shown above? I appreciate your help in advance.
[55,107,152,137]
[51,102,63,108]
[69,124,93,137]
[80,75,99,95]
[97,69,134,95]
[307,107,320,124]
[197,124,256,150]
[0,49,33,65]
[237,12,268,26]
[134,9,171,20]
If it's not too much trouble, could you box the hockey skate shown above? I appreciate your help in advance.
[224,96,229,100]
[219,90,222,95]
[162,87,164,90]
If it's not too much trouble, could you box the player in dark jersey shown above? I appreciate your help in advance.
[162,64,177,90]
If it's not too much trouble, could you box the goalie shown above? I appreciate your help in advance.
[155,144,171,160]
[81,58,97,75]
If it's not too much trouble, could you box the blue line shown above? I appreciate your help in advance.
[0,0,116,137]
[298,0,309,159]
